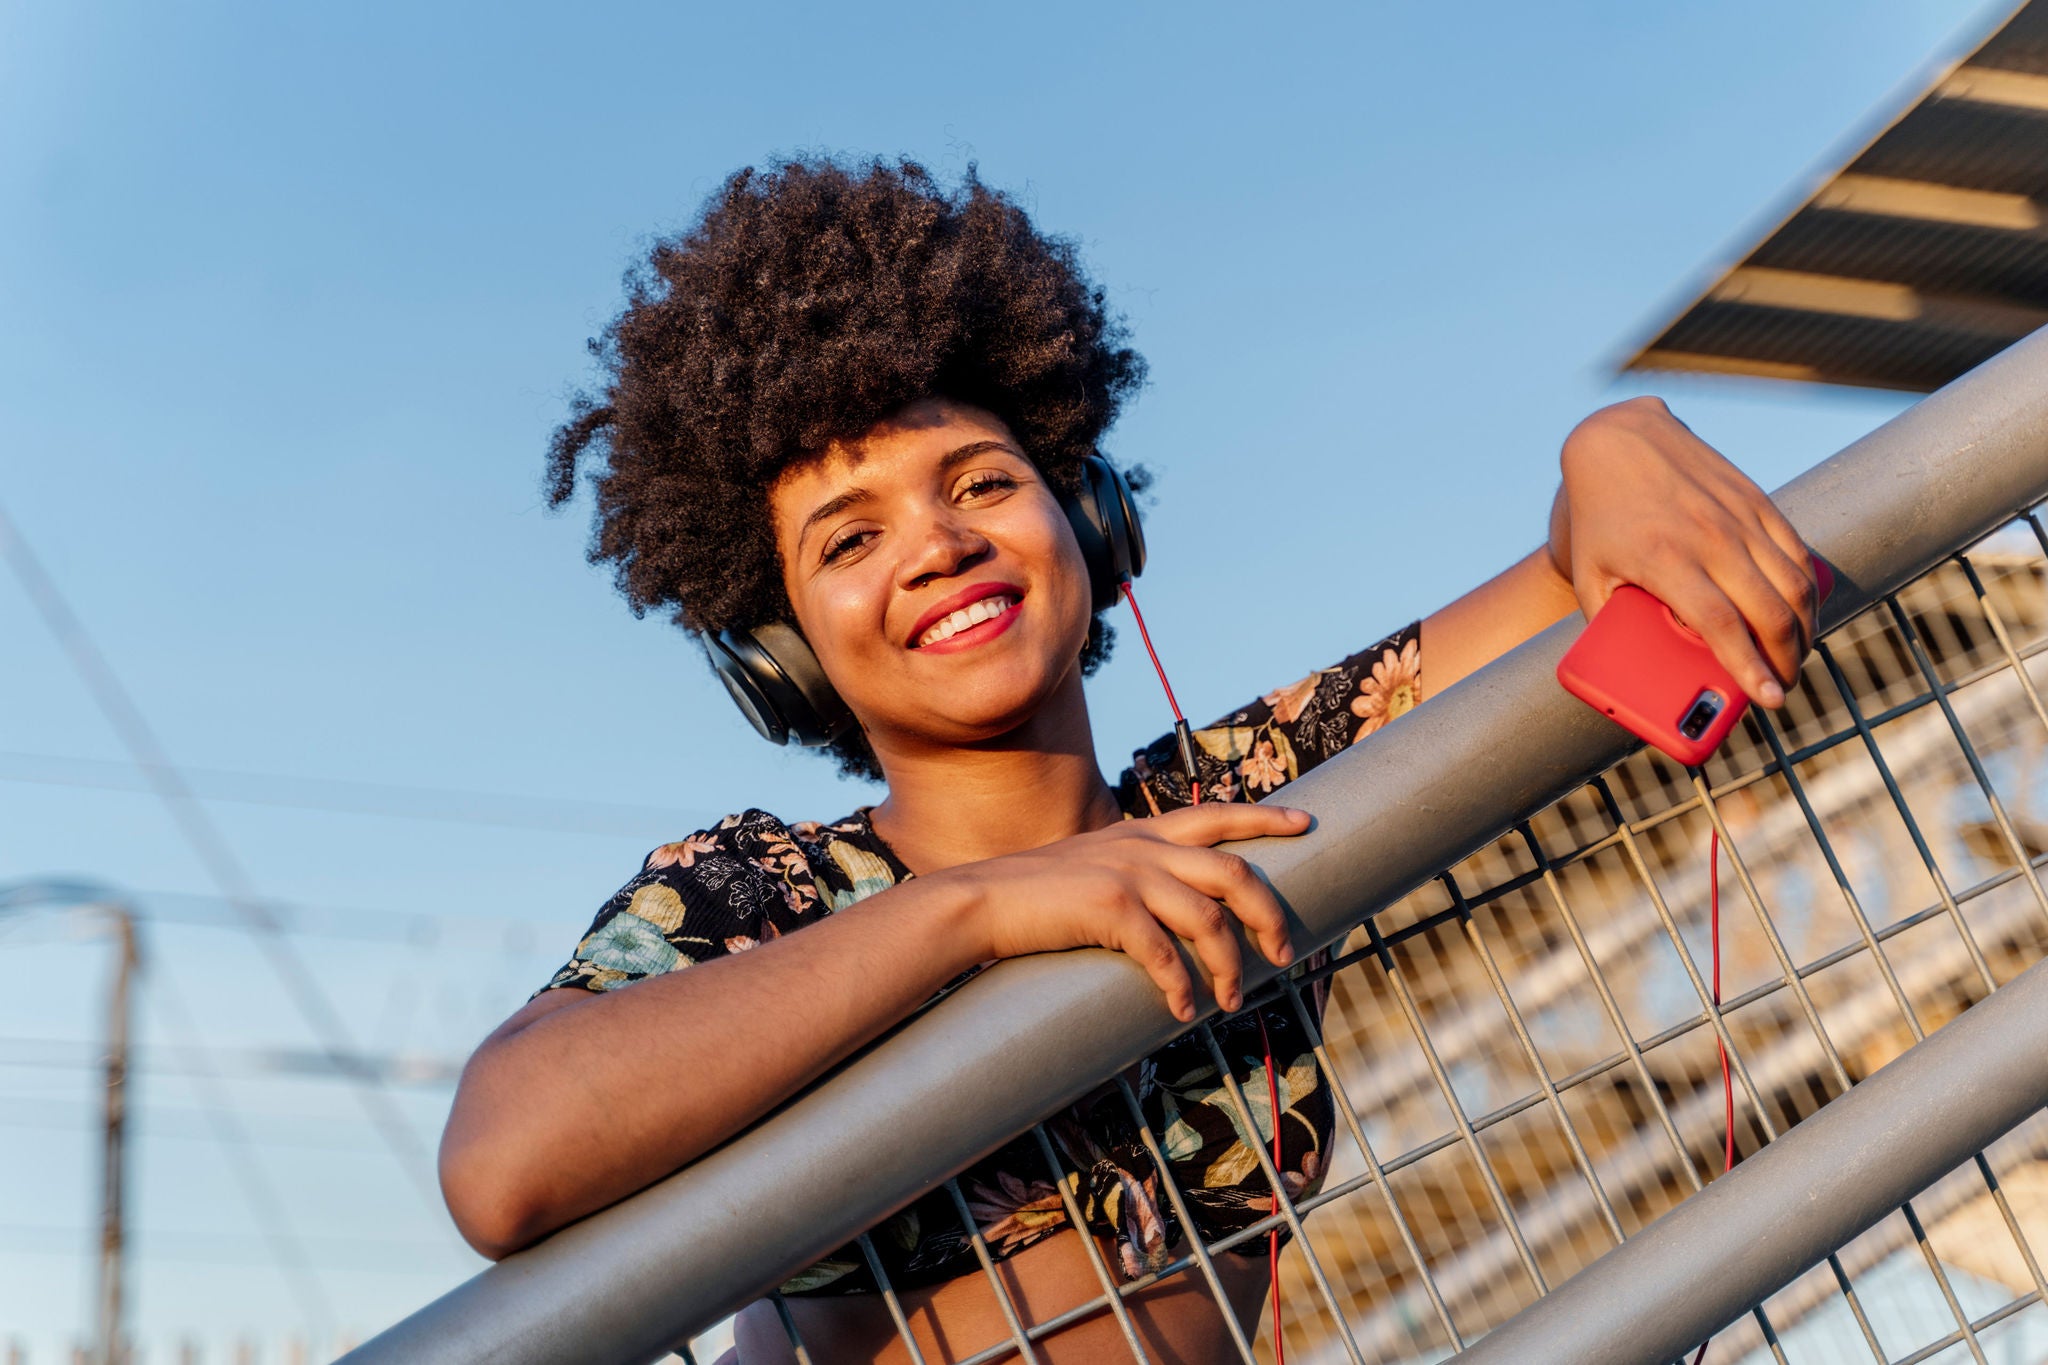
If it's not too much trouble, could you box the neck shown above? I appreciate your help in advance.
[867,667,1121,874]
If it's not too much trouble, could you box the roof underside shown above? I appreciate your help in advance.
[1626,2,2048,392]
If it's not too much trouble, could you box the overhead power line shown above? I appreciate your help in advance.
[0,748,715,839]
[0,1098,440,1154]
[141,964,340,1336]
[129,886,558,952]
[0,500,442,1207]
[0,1035,465,1088]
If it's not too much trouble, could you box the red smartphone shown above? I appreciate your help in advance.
[1556,554,1835,765]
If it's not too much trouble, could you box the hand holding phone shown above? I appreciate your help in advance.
[1556,554,1834,765]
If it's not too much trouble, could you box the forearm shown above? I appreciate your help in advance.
[440,877,984,1257]
[1419,522,1580,699]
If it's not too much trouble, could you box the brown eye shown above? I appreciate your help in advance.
[958,473,1019,501]
[821,528,873,564]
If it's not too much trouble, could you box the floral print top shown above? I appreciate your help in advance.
[534,620,1422,1294]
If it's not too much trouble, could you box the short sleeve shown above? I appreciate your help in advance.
[530,809,827,999]
[1118,619,1422,813]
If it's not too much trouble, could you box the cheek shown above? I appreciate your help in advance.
[789,567,892,675]
[1033,517,1097,649]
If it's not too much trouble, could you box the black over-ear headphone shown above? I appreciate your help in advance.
[707,453,1147,747]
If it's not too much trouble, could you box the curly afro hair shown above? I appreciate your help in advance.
[546,156,1148,780]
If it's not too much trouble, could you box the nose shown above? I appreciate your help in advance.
[897,507,991,588]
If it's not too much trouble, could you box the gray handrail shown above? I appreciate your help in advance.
[343,326,2048,1365]
[1444,950,2048,1365]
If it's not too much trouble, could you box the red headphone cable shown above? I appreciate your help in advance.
[1256,1011,1287,1365]
[1121,578,1285,1361]
[1121,581,1202,806]
[1691,826,1731,1365]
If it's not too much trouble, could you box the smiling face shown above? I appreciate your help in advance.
[769,398,1097,763]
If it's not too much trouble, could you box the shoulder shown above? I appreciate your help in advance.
[532,809,826,998]
[639,807,904,918]
[533,806,916,1000]
[635,808,821,915]
[625,809,823,938]
[643,808,793,870]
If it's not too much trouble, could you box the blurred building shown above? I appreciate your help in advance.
[1627,0,2048,393]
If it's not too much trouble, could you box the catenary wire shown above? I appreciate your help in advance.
[125,885,553,952]
[0,499,442,1203]
[1691,825,1732,1365]
[0,1035,465,1086]
[0,747,717,839]
[136,952,338,1336]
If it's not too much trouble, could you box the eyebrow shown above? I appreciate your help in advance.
[796,439,1022,549]
[797,487,873,548]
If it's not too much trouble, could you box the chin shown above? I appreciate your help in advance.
[864,624,1088,748]
[932,700,1054,746]
[876,675,1068,751]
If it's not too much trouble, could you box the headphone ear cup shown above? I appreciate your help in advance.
[707,630,789,746]
[706,623,852,748]
[1102,458,1146,583]
[1064,454,1147,612]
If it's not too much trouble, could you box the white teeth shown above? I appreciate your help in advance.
[917,595,1017,648]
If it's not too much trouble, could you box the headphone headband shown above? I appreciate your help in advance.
[708,453,1144,747]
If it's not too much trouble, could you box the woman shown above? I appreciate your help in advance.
[438,158,1819,1363]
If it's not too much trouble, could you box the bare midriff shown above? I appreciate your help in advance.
[724,1226,1271,1364]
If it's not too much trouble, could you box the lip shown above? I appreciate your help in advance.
[907,581,1026,650]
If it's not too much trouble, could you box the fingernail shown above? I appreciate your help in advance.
[1224,989,1243,1012]
[1759,680,1785,707]
[1276,943,1296,966]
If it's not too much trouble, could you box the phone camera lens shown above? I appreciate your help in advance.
[1679,691,1725,740]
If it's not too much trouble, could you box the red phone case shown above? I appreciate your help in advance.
[1556,556,1834,765]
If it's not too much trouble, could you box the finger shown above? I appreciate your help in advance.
[1162,845,1296,968]
[1705,547,1807,691]
[1740,488,1814,591]
[1666,426,1810,602]
[1142,874,1248,1012]
[1668,570,1785,708]
[1150,803,1312,847]
[1742,528,1819,658]
[1111,906,1199,1022]
[1743,508,1820,645]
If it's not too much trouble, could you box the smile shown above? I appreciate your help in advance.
[914,594,1020,649]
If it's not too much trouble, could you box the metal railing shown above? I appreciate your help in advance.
[345,328,2048,1365]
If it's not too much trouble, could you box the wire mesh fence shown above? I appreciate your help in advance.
[1276,524,2048,1365]
[701,513,2048,1365]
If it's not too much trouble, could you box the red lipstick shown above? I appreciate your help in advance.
[907,581,1025,651]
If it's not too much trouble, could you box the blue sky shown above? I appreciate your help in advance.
[0,0,1997,1351]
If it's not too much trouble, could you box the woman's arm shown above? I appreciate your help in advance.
[438,803,1309,1260]
[1420,543,1579,699]
[1422,396,1819,702]
[440,876,984,1259]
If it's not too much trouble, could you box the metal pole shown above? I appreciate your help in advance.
[95,908,137,1365]
[341,325,2048,1365]
[0,883,145,1365]
[1444,950,2048,1365]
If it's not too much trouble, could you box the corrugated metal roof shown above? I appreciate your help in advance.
[1625,1,2048,392]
